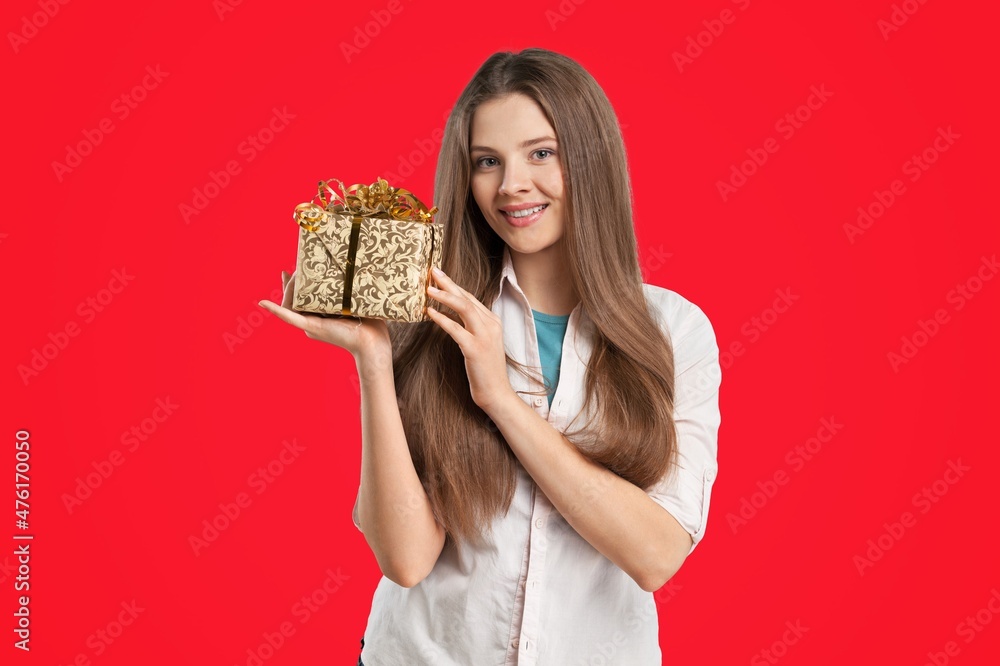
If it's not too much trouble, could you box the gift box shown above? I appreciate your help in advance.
[291,177,443,323]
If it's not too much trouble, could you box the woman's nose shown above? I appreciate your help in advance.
[499,163,529,195]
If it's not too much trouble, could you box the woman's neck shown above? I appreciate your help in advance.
[509,244,580,316]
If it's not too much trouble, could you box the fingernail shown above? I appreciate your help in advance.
[257,300,267,308]
[432,267,444,276]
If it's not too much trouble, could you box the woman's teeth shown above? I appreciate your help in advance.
[505,204,547,218]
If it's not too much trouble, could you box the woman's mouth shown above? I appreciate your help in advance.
[501,204,548,227]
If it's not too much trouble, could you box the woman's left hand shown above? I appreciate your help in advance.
[425,267,513,414]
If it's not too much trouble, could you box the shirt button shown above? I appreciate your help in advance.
[535,518,544,529]
[533,397,544,407]
[706,469,717,482]
[512,638,519,649]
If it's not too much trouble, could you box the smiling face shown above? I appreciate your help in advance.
[469,93,567,264]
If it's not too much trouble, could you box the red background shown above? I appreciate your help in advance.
[4,0,999,664]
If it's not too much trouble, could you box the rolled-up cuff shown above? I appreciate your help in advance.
[648,464,717,555]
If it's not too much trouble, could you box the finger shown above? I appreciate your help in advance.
[258,300,314,333]
[431,268,471,298]
[281,272,296,309]
[281,270,289,290]
[426,306,471,346]
[427,284,491,337]
[430,268,489,316]
[427,284,468,311]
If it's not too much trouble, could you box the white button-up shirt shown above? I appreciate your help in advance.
[357,246,721,665]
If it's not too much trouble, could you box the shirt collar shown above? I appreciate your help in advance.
[496,244,583,311]
[497,244,521,300]
[494,244,596,343]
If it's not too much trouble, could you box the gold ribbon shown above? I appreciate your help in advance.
[293,176,438,231]
[292,177,439,317]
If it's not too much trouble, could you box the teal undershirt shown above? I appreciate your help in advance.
[531,309,571,406]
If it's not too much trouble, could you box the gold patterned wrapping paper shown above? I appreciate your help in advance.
[291,177,442,323]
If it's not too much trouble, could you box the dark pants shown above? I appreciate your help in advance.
[357,637,364,666]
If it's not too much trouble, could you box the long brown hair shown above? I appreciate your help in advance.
[386,48,677,551]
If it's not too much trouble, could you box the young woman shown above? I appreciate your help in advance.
[260,47,721,666]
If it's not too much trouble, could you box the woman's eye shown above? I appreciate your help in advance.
[533,149,554,160]
[476,157,498,168]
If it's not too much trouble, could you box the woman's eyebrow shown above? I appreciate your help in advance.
[469,136,557,153]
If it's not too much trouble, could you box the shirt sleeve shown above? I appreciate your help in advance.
[646,298,721,556]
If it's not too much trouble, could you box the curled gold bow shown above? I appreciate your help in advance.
[294,176,438,231]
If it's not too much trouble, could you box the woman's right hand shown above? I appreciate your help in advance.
[258,270,390,359]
